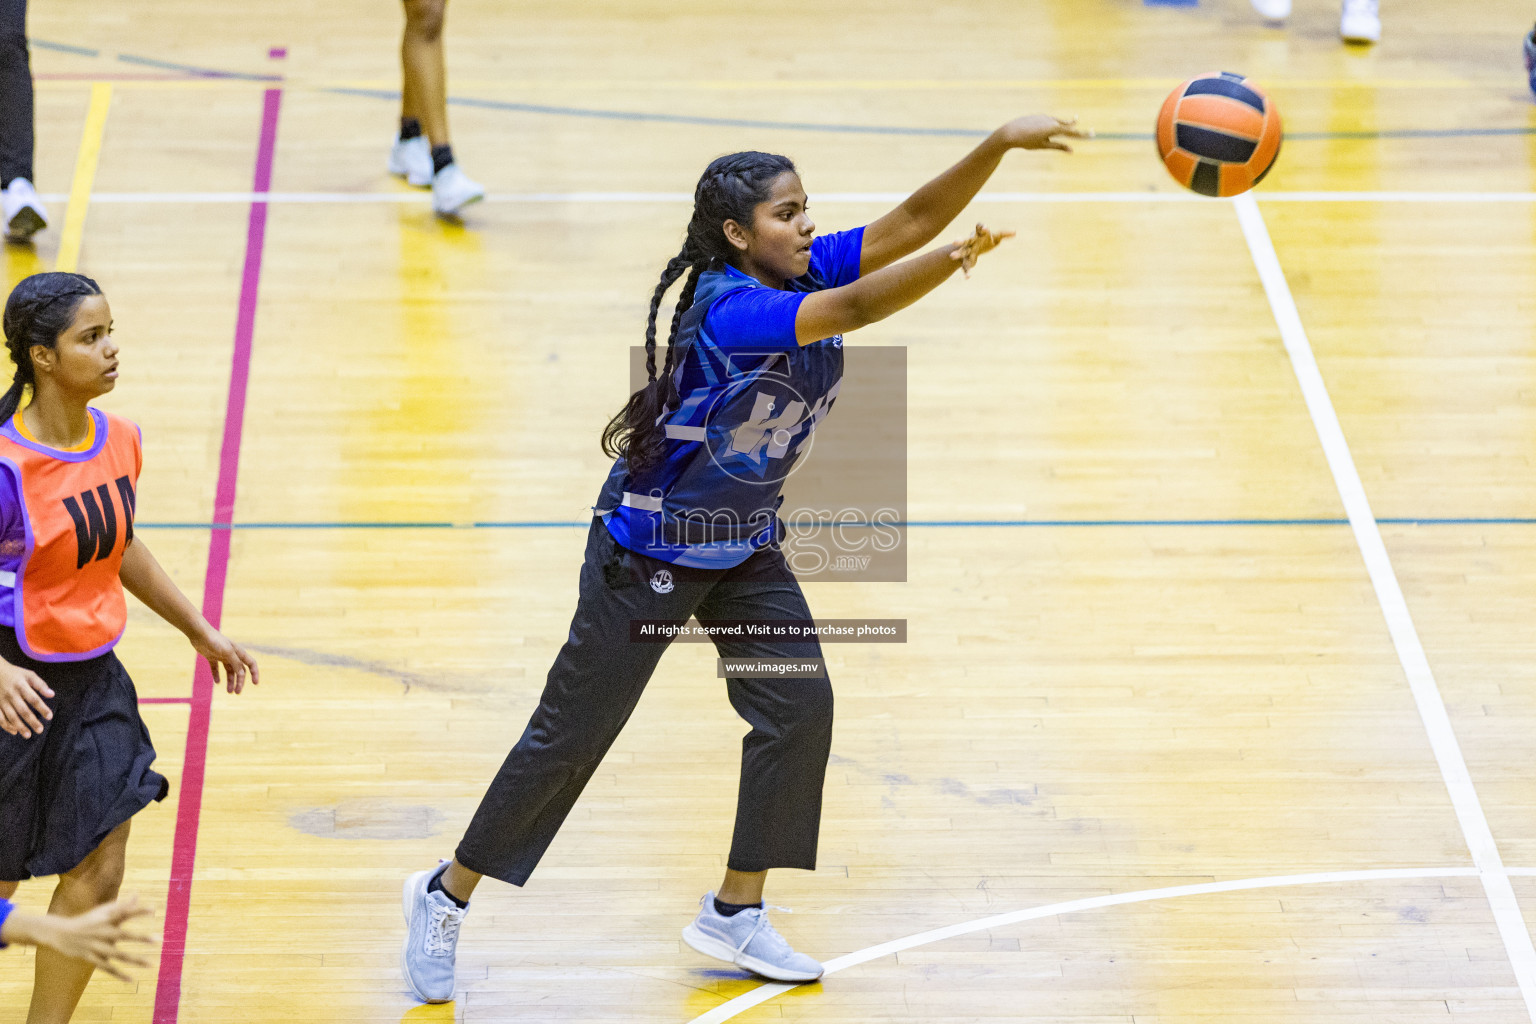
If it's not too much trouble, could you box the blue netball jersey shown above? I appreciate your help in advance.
[597,226,865,569]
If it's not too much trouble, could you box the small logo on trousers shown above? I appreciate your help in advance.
[649,569,675,594]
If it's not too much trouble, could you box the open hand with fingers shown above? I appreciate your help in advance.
[996,114,1094,153]
[4,896,157,981]
[950,223,1015,277]
[0,660,53,738]
[190,628,260,694]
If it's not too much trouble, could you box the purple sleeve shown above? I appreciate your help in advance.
[703,287,807,351]
[809,226,865,288]
[0,467,21,630]
[0,898,13,948]
[0,465,20,564]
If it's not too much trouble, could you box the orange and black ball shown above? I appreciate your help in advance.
[1156,72,1283,198]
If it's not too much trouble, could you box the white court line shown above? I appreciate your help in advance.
[32,190,1536,205]
[684,867,1488,1024]
[1259,191,1536,203]
[1233,191,1536,1019]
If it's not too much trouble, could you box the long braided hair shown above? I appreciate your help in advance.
[0,272,104,425]
[601,151,798,472]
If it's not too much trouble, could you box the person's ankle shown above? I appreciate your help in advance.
[428,872,468,909]
[713,895,763,917]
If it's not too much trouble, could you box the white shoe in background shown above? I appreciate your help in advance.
[1340,0,1381,43]
[389,135,433,188]
[3,178,48,241]
[1250,0,1292,22]
[431,163,485,218]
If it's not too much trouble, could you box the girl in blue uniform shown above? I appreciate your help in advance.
[402,113,1090,1003]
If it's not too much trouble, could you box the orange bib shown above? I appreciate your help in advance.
[0,408,140,662]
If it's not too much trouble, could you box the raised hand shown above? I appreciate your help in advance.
[997,114,1094,153]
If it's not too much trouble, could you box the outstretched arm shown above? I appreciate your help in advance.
[119,538,259,693]
[796,223,1013,345]
[859,115,1090,275]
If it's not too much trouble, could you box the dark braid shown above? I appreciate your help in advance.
[601,151,797,472]
[646,251,694,383]
[0,272,103,425]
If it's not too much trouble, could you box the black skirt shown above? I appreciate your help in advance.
[0,628,167,881]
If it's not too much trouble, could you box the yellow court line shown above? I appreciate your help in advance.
[55,82,112,274]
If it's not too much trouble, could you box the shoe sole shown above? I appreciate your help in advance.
[433,191,485,218]
[1340,18,1380,42]
[400,870,453,1004]
[7,207,45,242]
[389,165,433,188]
[681,923,824,983]
[387,152,434,189]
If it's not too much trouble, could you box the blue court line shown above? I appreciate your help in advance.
[114,52,282,81]
[910,518,1347,526]
[32,39,100,57]
[327,87,991,138]
[1290,127,1536,141]
[139,521,460,529]
[1380,517,1536,525]
[32,39,281,81]
[133,517,1536,530]
[325,86,1536,144]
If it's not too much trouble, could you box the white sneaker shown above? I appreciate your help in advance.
[431,163,485,218]
[1340,0,1380,43]
[389,135,433,188]
[682,892,823,983]
[401,861,467,1004]
[4,178,48,241]
[1250,0,1292,22]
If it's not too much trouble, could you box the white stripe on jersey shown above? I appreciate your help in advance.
[621,491,664,512]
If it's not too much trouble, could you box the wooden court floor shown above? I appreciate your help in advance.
[3,0,1536,1020]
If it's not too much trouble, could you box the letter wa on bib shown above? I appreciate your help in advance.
[0,409,140,661]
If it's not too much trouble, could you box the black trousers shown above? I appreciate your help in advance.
[0,0,29,188]
[456,520,834,886]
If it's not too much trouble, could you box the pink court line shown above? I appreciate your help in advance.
[151,86,281,1024]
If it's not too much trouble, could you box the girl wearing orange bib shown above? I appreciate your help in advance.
[0,272,259,1024]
